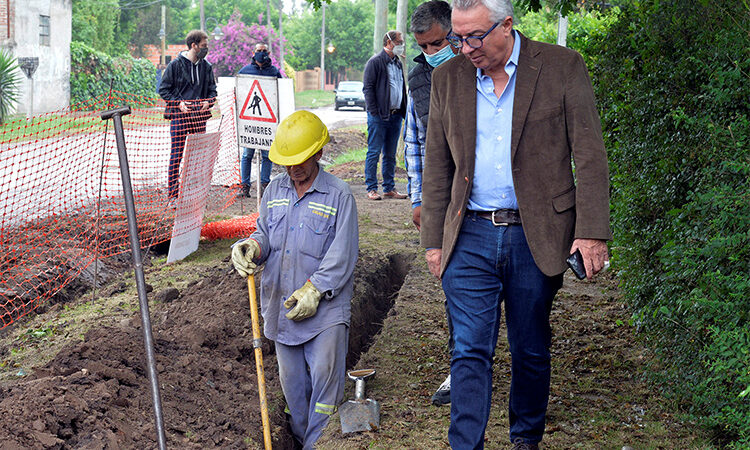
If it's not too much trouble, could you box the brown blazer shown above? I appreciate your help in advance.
[421,32,612,277]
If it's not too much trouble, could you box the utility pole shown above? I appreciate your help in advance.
[200,0,206,31]
[278,0,285,70]
[373,0,387,55]
[396,0,407,53]
[556,11,568,47]
[160,5,166,65]
[320,3,326,90]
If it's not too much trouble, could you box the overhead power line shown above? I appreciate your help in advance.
[119,0,163,10]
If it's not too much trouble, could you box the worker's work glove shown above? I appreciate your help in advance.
[284,280,323,321]
[231,239,260,277]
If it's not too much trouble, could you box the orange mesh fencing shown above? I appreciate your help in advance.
[0,90,248,329]
[200,213,259,241]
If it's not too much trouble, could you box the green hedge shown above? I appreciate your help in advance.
[584,0,749,445]
[70,41,157,108]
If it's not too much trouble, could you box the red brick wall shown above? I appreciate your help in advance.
[142,44,185,66]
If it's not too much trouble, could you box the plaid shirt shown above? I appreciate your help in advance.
[403,97,426,208]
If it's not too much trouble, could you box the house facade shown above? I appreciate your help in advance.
[0,0,72,115]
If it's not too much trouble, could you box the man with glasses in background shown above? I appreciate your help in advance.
[420,0,611,448]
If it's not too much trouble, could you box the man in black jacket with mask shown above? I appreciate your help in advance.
[403,0,458,407]
[237,43,283,197]
[159,30,217,202]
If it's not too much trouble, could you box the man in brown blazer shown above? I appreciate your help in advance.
[420,0,611,448]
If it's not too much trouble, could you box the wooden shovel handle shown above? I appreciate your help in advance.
[248,274,273,450]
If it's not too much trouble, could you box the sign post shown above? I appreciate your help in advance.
[236,75,279,150]
[18,57,39,119]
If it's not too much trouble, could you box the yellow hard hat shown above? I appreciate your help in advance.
[269,111,330,166]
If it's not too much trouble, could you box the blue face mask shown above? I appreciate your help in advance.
[424,44,456,68]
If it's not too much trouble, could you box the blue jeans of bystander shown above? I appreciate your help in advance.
[241,148,272,186]
[365,112,402,193]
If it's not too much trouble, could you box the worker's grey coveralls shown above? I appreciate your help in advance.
[246,165,358,448]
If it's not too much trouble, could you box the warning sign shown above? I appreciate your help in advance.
[239,79,277,122]
[236,75,279,151]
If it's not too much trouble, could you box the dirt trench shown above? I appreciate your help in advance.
[0,245,412,449]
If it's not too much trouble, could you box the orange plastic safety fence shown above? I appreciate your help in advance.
[0,90,247,329]
[200,213,259,241]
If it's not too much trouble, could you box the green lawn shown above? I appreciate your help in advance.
[294,90,335,109]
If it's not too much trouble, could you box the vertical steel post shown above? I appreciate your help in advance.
[100,106,168,450]
[320,3,326,91]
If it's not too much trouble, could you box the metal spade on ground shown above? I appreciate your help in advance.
[339,368,380,434]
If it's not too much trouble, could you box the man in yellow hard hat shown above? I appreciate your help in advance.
[231,110,359,449]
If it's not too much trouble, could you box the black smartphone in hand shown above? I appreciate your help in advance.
[566,249,587,280]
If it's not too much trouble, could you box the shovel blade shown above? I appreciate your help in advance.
[339,398,380,434]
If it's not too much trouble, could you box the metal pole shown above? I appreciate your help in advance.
[278,0,285,70]
[28,78,34,120]
[100,106,168,450]
[319,3,326,91]
[200,0,206,31]
[160,5,166,65]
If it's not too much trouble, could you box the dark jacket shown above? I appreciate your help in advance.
[363,49,407,120]
[158,52,217,120]
[407,52,434,128]
[422,32,612,276]
[238,60,282,78]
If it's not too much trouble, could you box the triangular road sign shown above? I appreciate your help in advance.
[239,79,277,122]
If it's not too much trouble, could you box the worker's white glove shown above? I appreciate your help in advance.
[231,239,260,277]
[284,280,322,321]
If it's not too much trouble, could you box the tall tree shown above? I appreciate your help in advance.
[205,11,286,77]
[116,0,192,54]
[72,0,120,54]
[177,0,268,38]
[285,0,374,74]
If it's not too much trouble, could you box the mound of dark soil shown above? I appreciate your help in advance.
[0,248,413,449]
[0,264,292,449]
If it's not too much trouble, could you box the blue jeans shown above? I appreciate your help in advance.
[168,115,207,199]
[365,112,402,193]
[442,213,563,448]
[241,148,272,186]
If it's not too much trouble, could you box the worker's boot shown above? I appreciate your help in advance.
[260,182,269,197]
[238,184,249,198]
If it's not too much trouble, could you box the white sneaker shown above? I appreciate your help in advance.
[431,374,451,406]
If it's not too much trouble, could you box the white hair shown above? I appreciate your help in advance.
[451,0,514,23]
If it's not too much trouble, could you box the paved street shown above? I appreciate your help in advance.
[304,104,367,130]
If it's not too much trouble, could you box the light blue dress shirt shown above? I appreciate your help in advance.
[468,30,521,211]
[387,57,404,110]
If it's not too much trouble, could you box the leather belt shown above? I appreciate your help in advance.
[469,209,521,226]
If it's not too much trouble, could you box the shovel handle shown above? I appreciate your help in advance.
[248,274,273,450]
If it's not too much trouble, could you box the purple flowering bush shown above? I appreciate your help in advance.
[207,11,288,77]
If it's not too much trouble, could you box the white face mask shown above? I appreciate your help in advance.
[387,33,405,57]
